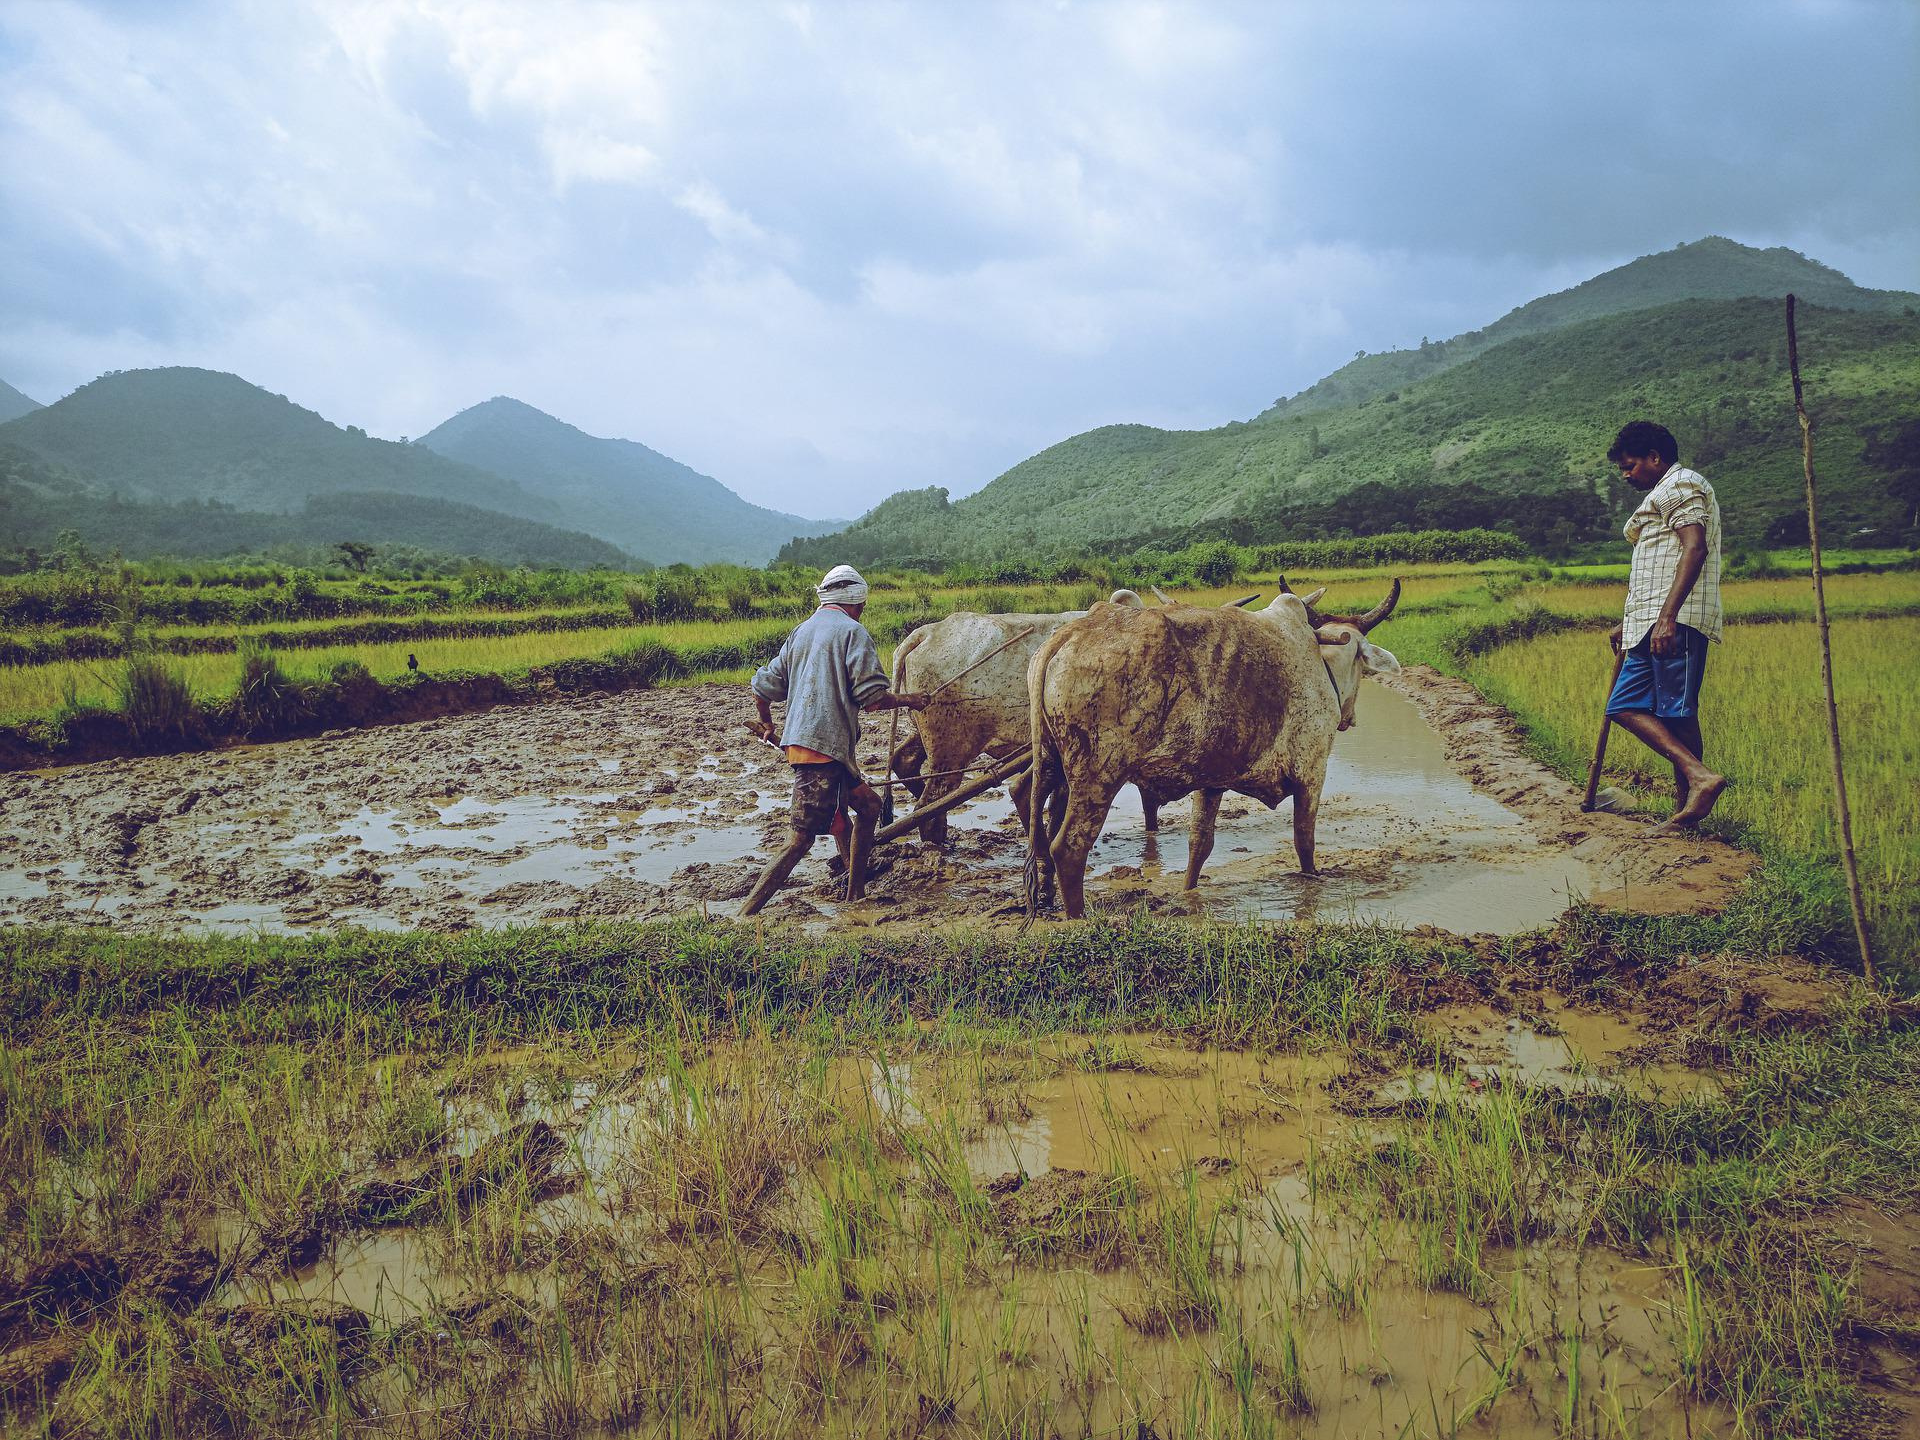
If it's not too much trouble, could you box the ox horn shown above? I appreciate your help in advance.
[1275,576,1328,626]
[1354,577,1402,634]
[1150,584,1176,606]
[1226,592,1261,608]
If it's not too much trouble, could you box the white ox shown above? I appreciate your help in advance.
[889,591,1157,846]
[1023,579,1401,918]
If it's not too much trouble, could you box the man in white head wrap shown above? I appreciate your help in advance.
[741,565,927,915]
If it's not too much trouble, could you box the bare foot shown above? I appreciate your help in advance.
[1648,772,1726,834]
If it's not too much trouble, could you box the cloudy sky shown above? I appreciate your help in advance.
[2,1,1915,520]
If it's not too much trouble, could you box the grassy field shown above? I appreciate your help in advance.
[1,916,1914,1436]
[0,621,799,722]
[0,573,1491,724]
[1474,617,1920,960]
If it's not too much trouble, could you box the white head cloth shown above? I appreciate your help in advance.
[816,564,869,606]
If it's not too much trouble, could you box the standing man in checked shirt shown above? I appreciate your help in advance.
[1604,420,1727,832]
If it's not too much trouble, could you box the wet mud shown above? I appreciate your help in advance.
[143,1028,1753,1433]
[8,1017,1912,1431]
[0,674,1753,936]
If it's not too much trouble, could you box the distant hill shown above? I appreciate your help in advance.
[0,378,41,425]
[0,367,560,523]
[0,440,636,568]
[1264,237,1920,419]
[783,297,1920,565]
[418,396,841,566]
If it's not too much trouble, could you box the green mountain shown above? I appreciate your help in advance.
[0,367,559,523]
[0,378,41,425]
[0,439,635,568]
[784,241,1920,568]
[417,396,841,566]
[783,296,1920,567]
[1265,237,1919,419]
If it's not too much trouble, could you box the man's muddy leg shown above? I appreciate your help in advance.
[1611,711,1725,830]
[740,831,813,917]
[1139,785,1160,834]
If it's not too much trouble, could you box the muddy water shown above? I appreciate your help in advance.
[211,1031,1726,1437]
[972,683,1598,932]
[0,681,1624,936]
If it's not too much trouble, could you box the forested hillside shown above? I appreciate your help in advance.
[785,297,1920,569]
[417,397,839,566]
[0,441,636,569]
[0,379,41,425]
[0,368,557,523]
[1264,236,1918,418]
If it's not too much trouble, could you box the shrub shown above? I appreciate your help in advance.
[613,638,683,685]
[117,654,204,750]
[227,644,310,737]
[319,659,384,724]
[1188,541,1243,588]
[724,586,756,618]
[623,584,657,623]
[651,573,706,621]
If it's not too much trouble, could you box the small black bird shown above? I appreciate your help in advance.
[407,653,418,673]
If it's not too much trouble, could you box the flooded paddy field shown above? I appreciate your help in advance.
[14,973,1914,1438]
[0,667,1751,936]
[4,889,1916,1435]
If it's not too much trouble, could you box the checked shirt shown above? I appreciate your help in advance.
[1622,463,1723,650]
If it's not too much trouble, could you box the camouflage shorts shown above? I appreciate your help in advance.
[789,761,859,837]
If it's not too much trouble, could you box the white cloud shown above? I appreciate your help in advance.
[0,0,1914,521]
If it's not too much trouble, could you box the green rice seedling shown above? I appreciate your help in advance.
[1127,1167,1226,1337]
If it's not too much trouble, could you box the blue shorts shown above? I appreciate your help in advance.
[1607,624,1709,721]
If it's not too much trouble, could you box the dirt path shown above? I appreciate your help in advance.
[0,671,1753,935]
[1378,665,1758,916]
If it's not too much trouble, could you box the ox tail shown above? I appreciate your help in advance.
[1022,627,1072,920]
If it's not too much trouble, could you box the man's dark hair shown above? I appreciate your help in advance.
[1607,421,1679,466]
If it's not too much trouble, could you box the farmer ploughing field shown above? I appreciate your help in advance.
[739,565,928,917]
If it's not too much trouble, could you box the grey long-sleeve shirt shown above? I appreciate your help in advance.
[750,606,889,775]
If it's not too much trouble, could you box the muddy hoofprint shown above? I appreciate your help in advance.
[0,675,1750,935]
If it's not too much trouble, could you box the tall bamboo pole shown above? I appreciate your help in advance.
[1786,295,1875,983]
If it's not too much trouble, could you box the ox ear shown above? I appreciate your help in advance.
[1358,640,1401,674]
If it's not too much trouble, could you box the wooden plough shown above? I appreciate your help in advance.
[873,746,1032,846]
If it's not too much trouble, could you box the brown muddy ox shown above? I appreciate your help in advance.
[1023,579,1401,918]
